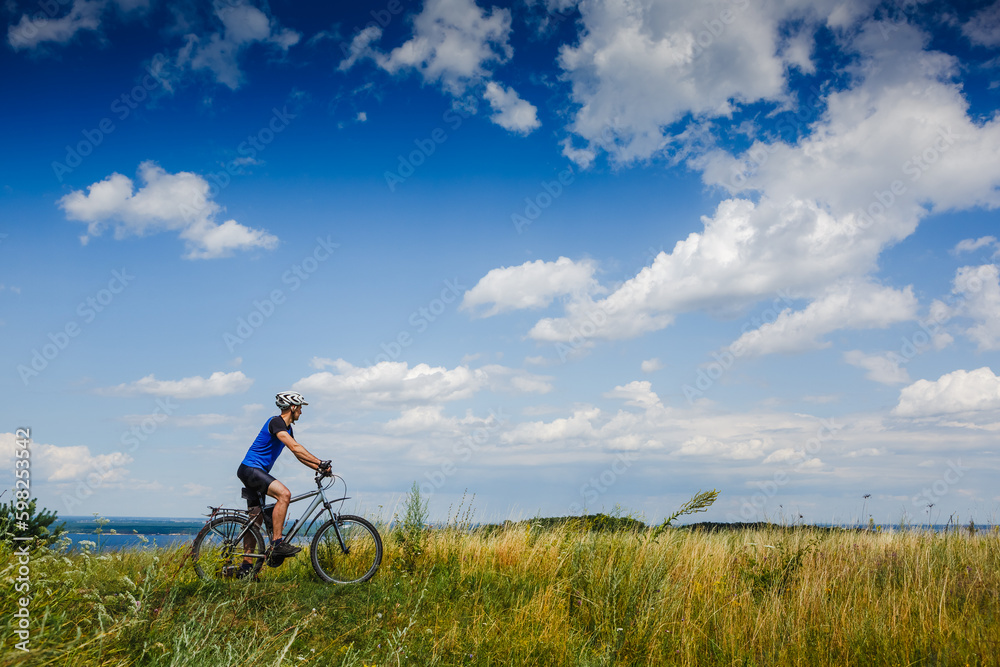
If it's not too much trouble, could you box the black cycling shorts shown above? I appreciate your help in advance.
[237,463,276,508]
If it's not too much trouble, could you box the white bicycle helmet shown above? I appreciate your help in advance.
[275,391,308,409]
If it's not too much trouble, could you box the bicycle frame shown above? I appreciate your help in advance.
[206,473,349,561]
[267,480,348,545]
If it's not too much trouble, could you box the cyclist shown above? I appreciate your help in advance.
[237,391,331,570]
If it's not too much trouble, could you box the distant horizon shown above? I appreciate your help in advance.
[58,514,999,530]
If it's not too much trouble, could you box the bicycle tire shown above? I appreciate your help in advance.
[192,516,266,582]
[310,515,382,584]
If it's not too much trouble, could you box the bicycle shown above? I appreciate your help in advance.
[191,470,382,584]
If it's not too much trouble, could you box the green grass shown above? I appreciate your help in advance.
[3,522,1000,666]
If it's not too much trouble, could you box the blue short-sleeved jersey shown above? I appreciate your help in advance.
[242,416,293,473]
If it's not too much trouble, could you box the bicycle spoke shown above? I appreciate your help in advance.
[192,517,265,582]
[310,516,382,584]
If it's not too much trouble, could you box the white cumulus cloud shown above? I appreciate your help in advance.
[99,371,253,398]
[641,358,663,373]
[176,0,300,90]
[339,0,512,95]
[730,283,918,357]
[483,81,540,134]
[8,0,105,51]
[557,0,844,165]
[493,19,1000,350]
[0,433,132,484]
[953,236,997,254]
[893,367,1000,418]
[962,1,1000,48]
[844,350,910,385]
[949,265,1000,351]
[603,380,662,409]
[298,358,549,410]
[59,161,279,259]
[676,435,766,460]
[462,257,601,317]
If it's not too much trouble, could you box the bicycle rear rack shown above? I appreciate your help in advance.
[206,505,251,520]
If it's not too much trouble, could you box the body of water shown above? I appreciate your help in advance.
[59,515,204,551]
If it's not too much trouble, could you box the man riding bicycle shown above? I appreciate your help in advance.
[237,391,331,570]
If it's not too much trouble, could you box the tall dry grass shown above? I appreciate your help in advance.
[2,522,998,666]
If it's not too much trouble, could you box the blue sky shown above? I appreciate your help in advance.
[3,0,1000,525]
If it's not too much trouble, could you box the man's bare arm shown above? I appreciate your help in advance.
[277,430,324,470]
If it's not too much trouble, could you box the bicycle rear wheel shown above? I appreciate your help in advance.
[192,516,265,581]
[310,515,382,584]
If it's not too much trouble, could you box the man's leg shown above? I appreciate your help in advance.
[266,480,292,542]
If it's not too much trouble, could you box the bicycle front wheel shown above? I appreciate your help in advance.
[310,515,382,584]
[192,516,265,581]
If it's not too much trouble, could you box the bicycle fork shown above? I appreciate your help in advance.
[330,517,351,555]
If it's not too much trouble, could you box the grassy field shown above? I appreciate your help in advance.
[2,518,999,666]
